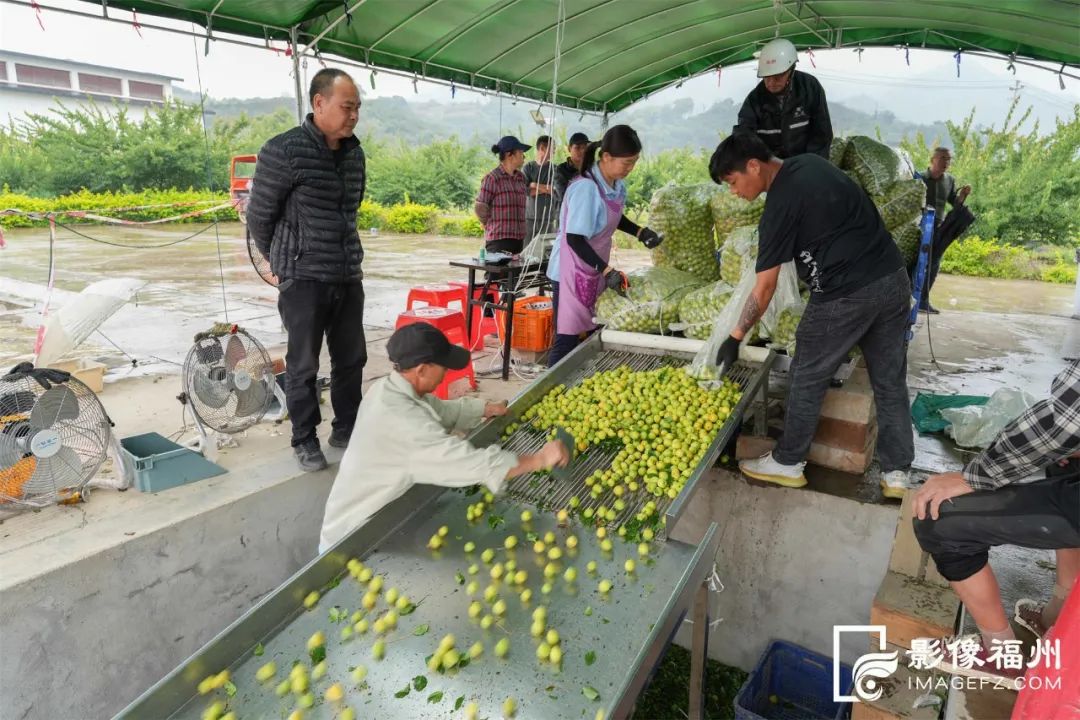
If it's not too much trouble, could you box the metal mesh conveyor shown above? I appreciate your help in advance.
[494,346,764,536]
[116,334,772,720]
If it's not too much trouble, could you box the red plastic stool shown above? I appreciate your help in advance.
[393,307,476,398]
[448,281,500,348]
[406,283,467,312]
[395,307,469,346]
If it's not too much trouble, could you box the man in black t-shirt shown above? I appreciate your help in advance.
[709,133,915,496]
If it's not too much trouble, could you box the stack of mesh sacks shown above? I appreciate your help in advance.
[674,191,765,341]
[595,266,704,335]
[649,183,720,282]
[838,135,926,266]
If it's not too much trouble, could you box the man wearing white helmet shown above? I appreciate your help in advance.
[734,38,833,159]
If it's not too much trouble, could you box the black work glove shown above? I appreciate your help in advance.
[604,269,629,297]
[638,227,663,249]
[715,335,741,374]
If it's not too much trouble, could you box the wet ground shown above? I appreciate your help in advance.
[1,222,656,374]
[2,221,1074,372]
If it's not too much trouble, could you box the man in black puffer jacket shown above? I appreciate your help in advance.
[247,68,367,472]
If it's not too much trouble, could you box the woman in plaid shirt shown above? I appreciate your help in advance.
[912,359,1080,687]
[475,136,530,256]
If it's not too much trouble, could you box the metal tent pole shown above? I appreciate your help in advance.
[290,25,304,124]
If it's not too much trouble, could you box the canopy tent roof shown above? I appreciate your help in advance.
[58,0,1080,113]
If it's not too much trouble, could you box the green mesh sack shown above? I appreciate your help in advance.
[841,135,903,195]
[649,183,719,282]
[678,280,735,340]
[719,224,759,286]
[710,190,765,248]
[874,179,926,231]
[892,221,923,266]
[595,266,704,334]
[829,137,850,166]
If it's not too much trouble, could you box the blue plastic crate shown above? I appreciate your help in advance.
[121,432,226,493]
[735,639,854,720]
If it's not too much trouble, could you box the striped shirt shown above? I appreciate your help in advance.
[477,166,528,242]
[965,359,1080,490]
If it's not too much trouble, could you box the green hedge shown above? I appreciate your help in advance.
[1,189,483,237]
[0,187,236,227]
[939,235,1076,284]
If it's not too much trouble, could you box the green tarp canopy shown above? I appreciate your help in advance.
[70,0,1080,112]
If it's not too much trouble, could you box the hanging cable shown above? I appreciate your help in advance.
[53,219,219,248]
[191,27,230,323]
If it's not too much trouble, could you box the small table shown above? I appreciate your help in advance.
[449,258,550,380]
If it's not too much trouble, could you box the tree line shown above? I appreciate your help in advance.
[1,97,1076,246]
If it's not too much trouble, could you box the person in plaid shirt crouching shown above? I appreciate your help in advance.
[912,359,1080,687]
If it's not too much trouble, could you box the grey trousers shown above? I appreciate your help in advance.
[773,267,915,472]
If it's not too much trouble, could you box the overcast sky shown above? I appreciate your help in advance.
[2,0,1077,127]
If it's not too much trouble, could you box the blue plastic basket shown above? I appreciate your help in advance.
[735,639,854,720]
[121,432,226,493]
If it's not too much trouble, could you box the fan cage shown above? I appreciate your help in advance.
[0,375,111,507]
[183,329,275,434]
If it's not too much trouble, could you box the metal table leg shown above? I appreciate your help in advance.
[465,268,477,343]
[502,284,515,381]
[688,581,709,720]
[754,371,770,435]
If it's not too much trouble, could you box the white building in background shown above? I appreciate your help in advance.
[0,51,180,124]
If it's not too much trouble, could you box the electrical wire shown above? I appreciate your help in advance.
[53,219,220,248]
[191,27,230,323]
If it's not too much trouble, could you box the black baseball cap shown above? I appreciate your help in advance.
[387,324,470,371]
[494,135,531,154]
[568,132,590,146]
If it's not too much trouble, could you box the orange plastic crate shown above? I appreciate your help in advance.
[497,296,554,352]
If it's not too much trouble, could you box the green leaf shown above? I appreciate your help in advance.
[585,651,596,666]
[427,691,444,704]
[454,696,465,711]
[413,675,428,691]
[455,571,465,585]
[309,645,326,664]
[394,685,411,699]
[223,680,237,697]
[253,643,264,657]
[582,686,600,701]
[400,603,418,616]
[584,606,593,617]
[525,531,539,543]
[487,514,505,530]
[413,624,430,636]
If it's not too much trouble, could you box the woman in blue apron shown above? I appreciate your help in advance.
[548,125,663,366]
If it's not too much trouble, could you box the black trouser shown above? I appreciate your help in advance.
[773,267,914,472]
[921,222,955,305]
[550,279,560,328]
[913,476,1080,582]
[277,279,366,447]
[485,237,524,255]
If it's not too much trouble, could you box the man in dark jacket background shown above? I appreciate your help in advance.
[247,68,367,472]
[734,38,832,159]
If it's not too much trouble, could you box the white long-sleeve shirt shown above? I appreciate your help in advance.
[318,372,519,553]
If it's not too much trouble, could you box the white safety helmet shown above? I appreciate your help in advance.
[757,38,798,78]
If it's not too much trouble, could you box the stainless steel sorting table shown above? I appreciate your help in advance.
[118,334,773,720]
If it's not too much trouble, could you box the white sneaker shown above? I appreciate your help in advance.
[739,452,807,488]
[881,470,911,499]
